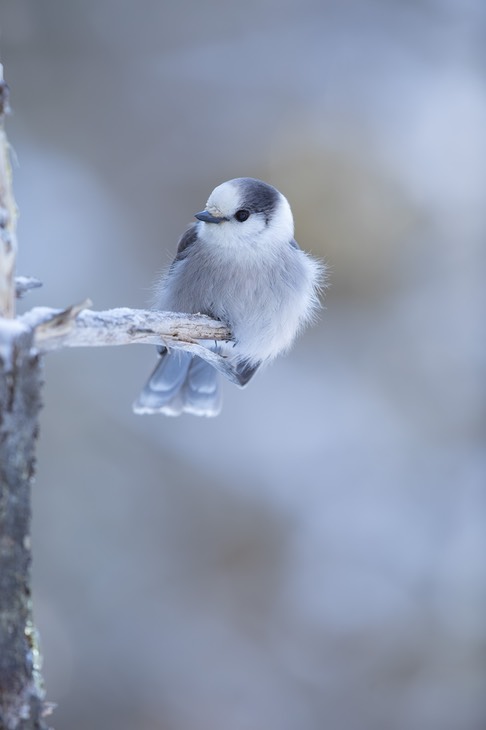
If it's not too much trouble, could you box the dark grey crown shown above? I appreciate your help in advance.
[233,178,280,222]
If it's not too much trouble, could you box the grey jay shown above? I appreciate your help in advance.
[134,177,323,417]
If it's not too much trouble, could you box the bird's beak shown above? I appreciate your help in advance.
[194,210,227,224]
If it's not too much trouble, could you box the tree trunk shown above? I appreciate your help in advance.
[0,321,47,730]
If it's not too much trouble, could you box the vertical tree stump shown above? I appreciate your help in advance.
[0,322,47,730]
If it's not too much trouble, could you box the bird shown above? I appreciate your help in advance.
[133,177,323,417]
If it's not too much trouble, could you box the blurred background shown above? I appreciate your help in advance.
[1,0,486,728]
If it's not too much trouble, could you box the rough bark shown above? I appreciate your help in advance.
[0,322,47,730]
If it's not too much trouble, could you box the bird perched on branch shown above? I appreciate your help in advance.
[134,177,323,416]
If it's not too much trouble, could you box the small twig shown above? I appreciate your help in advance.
[33,298,93,339]
[14,276,42,299]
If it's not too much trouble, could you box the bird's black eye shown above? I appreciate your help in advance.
[234,209,250,222]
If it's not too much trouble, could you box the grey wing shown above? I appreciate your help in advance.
[173,223,199,262]
[157,224,199,308]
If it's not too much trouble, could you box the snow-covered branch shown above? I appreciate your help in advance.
[22,305,231,350]
[20,304,241,385]
[14,276,42,299]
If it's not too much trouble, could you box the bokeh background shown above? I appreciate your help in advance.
[2,1,486,728]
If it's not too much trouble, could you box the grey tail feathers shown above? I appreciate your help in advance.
[133,348,222,417]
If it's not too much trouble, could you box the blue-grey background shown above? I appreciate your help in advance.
[2,1,485,728]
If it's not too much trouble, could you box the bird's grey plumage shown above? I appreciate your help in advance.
[134,177,323,417]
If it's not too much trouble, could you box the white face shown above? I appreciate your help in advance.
[198,179,295,253]
[205,180,241,220]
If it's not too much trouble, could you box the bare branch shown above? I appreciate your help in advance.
[19,305,244,385]
[0,66,17,318]
[22,305,231,349]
